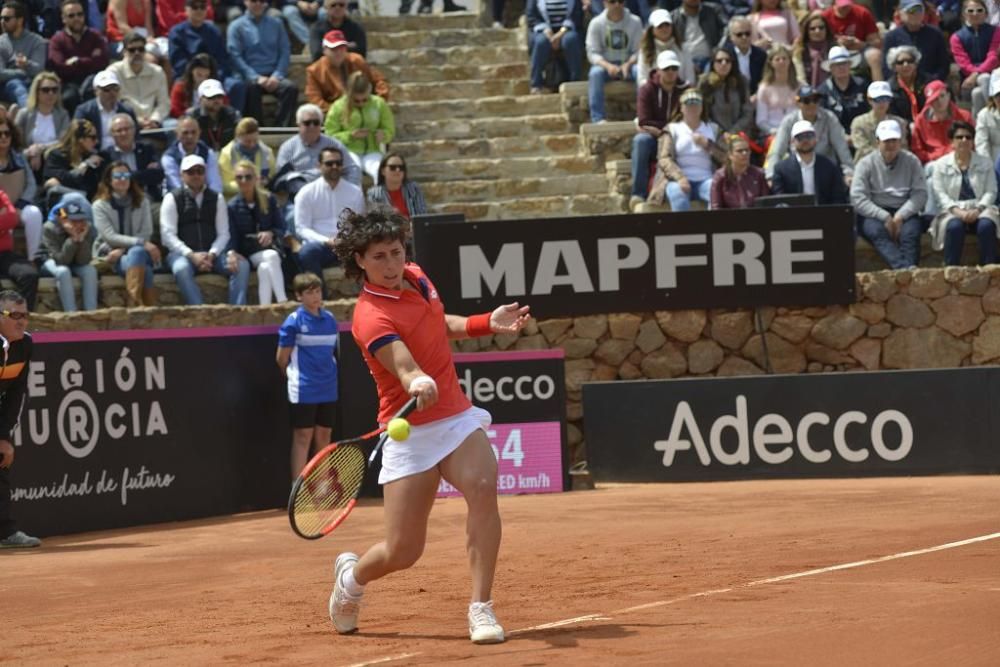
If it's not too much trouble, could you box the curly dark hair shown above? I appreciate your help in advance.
[334,205,411,281]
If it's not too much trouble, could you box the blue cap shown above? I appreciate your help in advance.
[61,202,88,219]
[796,84,820,100]
[900,0,924,11]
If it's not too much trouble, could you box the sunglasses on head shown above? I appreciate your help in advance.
[1,310,28,320]
[323,159,343,167]
[111,172,132,181]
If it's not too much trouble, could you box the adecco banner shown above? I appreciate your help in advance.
[412,207,856,319]
[583,368,1000,482]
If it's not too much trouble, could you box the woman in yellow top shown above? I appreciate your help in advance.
[218,117,276,200]
[323,72,395,183]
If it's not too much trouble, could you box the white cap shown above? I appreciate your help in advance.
[180,154,207,172]
[867,80,892,100]
[94,70,120,89]
[875,119,902,141]
[197,78,225,99]
[791,120,816,138]
[656,50,681,71]
[648,8,672,27]
[990,77,1000,98]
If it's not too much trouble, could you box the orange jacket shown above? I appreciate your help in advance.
[305,53,390,113]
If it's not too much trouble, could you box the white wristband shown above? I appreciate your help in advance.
[408,375,437,393]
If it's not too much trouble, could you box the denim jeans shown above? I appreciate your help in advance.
[860,215,923,269]
[529,31,583,89]
[665,179,712,211]
[297,241,339,296]
[587,63,635,123]
[631,132,658,199]
[222,76,247,113]
[943,217,998,266]
[42,259,98,312]
[1,78,28,108]
[114,245,156,287]
[167,250,250,305]
[281,4,323,45]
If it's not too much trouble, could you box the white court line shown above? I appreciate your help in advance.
[339,531,1000,666]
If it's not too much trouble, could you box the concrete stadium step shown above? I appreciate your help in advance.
[408,154,601,181]
[393,94,562,121]
[369,45,515,67]
[392,133,581,160]
[362,12,481,33]
[560,80,638,124]
[368,28,518,50]
[422,173,609,202]
[432,193,626,221]
[397,113,574,140]
[394,78,530,102]
[378,62,528,83]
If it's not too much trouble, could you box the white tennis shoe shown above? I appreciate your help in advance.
[329,552,363,634]
[468,600,505,644]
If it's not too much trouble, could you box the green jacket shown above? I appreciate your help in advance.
[323,94,395,155]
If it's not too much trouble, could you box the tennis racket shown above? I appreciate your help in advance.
[288,396,418,540]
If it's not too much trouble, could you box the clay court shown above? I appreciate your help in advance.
[4,476,999,665]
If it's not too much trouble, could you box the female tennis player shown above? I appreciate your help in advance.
[329,206,530,644]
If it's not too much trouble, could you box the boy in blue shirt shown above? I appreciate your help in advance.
[276,272,339,479]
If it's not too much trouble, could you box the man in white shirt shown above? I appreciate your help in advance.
[160,154,250,305]
[295,145,365,296]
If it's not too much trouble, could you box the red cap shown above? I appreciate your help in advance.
[323,30,348,49]
[924,79,948,104]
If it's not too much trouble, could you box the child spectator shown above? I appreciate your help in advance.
[42,195,99,312]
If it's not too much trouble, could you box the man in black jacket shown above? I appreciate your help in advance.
[722,15,766,95]
[101,113,165,204]
[771,119,849,205]
[0,290,39,549]
[73,70,137,151]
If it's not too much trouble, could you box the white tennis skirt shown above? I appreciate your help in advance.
[378,406,492,484]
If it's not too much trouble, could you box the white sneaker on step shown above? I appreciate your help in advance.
[468,600,505,644]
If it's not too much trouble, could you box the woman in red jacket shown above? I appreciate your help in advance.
[0,190,39,310]
[911,80,974,165]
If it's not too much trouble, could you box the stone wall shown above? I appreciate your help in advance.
[32,266,1000,470]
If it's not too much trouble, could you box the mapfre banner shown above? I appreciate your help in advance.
[412,208,856,319]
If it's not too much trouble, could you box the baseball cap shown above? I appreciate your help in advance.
[867,80,892,101]
[94,70,120,89]
[834,0,853,6]
[900,0,924,11]
[180,154,207,172]
[791,120,816,138]
[198,78,226,99]
[656,50,681,71]
[875,120,902,141]
[796,84,821,101]
[323,29,348,49]
[648,9,672,28]
[60,201,88,220]
[680,89,703,105]
[924,79,948,105]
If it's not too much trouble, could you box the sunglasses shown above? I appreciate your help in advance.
[799,97,820,105]
[0,15,16,22]
[1,310,28,320]
[794,132,817,140]
[323,159,343,167]
[0,130,10,138]
[732,31,750,38]
[895,59,915,66]
[954,134,974,141]
[185,166,206,174]
[235,173,255,181]
[300,118,321,126]
[966,7,986,13]
[100,85,121,92]
[126,46,145,54]
[111,172,132,180]
[386,164,405,171]
[39,86,59,93]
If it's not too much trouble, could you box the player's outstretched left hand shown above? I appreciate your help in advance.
[490,302,531,334]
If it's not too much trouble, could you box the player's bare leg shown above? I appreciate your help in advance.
[290,428,314,480]
[313,426,332,454]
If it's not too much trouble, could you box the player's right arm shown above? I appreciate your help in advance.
[374,340,438,411]
[275,346,292,377]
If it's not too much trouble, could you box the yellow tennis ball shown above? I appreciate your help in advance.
[387,417,410,442]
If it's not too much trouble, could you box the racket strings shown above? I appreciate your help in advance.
[293,445,367,535]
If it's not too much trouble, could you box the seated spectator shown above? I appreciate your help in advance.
[527,0,585,94]
[160,153,250,305]
[723,15,766,96]
[227,0,298,126]
[0,115,41,260]
[366,153,428,220]
[42,118,105,206]
[975,78,1000,164]
[718,0,751,20]
[585,0,642,123]
[951,0,999,117]
[106,0,155,55]
[822,0,883,82]
[851,80,911,164]
[414,0,467,14]
[162,114,223,192]
[109,31,171,130]
[170,53,222,119]
[765,84,852,181]
[42,195,98,311]
[282,0,322,49]
[698,47,754,135]
[157,0,215,36]
[937,0,963,34]
[323,71,393,183]
[294,145,365,295]
[887,45,929,126]
[883,0,949,84]
[670,0,726,75]
[852,119,928,269]
[772,119,849,204]
[929,121,999,266]
[0,185,37,308]
[168,0,246,112]
[310,0,367,61]
[47,0,110,114]
[74,70,138,151]
[101,112,164,205]
[0,0,47,109]
[630,49,689,210]
[748,0,799,50]
[92,160,160,306]
[14,72,69,176]
[306,30,389,113]
[648,88,727,211]
[912,81,974,165]
[227,160,287,305]
[793,10,834,90]
[220,117,275,199]
[818,45,868,135]
[755,44,798,139]
[710,134,768,208]
[192,78,240,152]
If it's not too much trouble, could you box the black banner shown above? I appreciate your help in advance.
[583,368,1000,482]
[412,208,856,319]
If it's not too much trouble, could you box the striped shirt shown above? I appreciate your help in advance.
[278,306,339,404]
[546,0,568,28]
